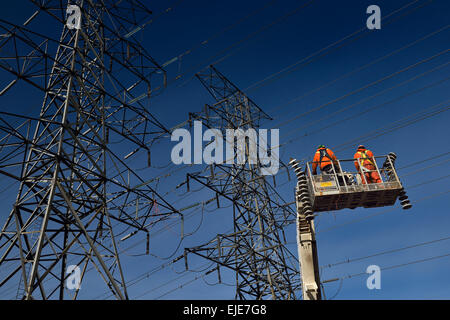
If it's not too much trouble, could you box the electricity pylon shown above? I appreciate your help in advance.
[0,0,180,300]
[184,66,301,299]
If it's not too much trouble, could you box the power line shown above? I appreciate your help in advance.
[277,169,450,235]
[275,48,449,130]
[243,0,434,93]
[322,252,450,285]
[133,263,216,300]
[334,99,450,152]
[123,0,188,39]
[152,266,219,300]
[317,188,450,235]
[160,0,279,70]
[174,0,317,86]
[321,235,450,270]
[398,151,450,170]
[408,174,450,189]
[159,0,432,95]
[282,64,450,141]
[266,24,449,114]
[402,158,450,177]
[275,95,450,169]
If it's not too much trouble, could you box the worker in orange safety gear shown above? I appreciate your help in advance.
[354,145,382,184]
[312,145,339,175]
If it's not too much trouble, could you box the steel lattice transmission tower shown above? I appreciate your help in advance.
[0,0,181,300]
[184,66,301,299]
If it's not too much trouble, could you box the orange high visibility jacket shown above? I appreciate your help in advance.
[354,148,375,171]
[312,148,337,174]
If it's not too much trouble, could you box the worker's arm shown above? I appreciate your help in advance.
[329,149,339,170]
[367,150,375,163]
[354,153,360,171]
[329,149,337,161]
[312,152,319,174]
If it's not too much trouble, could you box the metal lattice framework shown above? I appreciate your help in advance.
[0,0,181,300]
[184,66,301,299]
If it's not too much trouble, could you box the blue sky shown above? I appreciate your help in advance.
[0,0,449,300]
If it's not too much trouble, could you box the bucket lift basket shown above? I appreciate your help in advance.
[302,153,411,212]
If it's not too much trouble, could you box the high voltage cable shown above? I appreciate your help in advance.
[247,10,447,155]
[283,75,450,146]
[175,0,432,90]
[316,188,450,235]
[320,235,450,270]
[398,151,450,170]
[266,24,449,113]
[160,0,279,70]
[152,10,446,143]
[281,169,450,228]
[111,244,450,299]
[124,0,187,38]
[275,49,449,130]
[402,158,450,177]
[143,8,447,169]
[145,266,302,300]
[406,173,450,189]
[172,0,317,87]
[148,248,450,299]
[275,96,450,155]
[282,65,450,140]
[243,0,434,93]
[98,260,215,300]
[273,96,450,173]
[334,99,450,152]
[120,0,305,105]
[134,268,200,300]
[152,266,219,300]
[322,251,450,285]
[154,0,430,93]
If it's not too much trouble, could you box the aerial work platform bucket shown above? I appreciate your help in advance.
[291,152,412,215]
